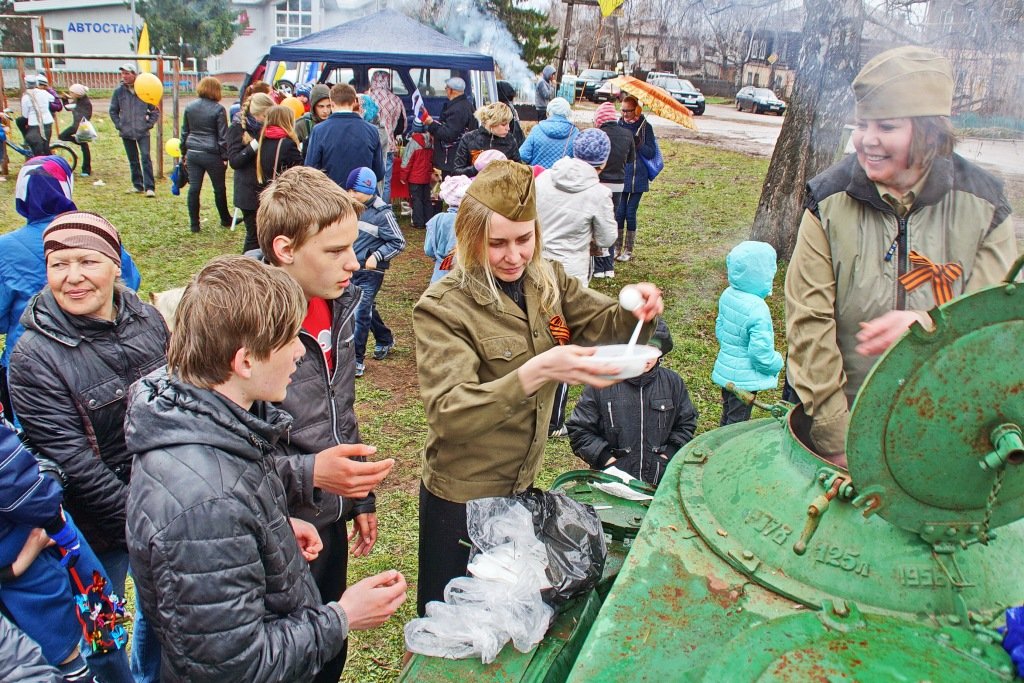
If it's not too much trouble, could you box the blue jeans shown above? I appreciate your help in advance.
[615,191,644,233]
[122,135,154,191]
[352,269,393,364]
[381,151,395,204]
[95,549,162,682]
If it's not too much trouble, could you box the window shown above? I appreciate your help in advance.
[409,68,453,97]
[44,28,65,66]
[276,0,312,43]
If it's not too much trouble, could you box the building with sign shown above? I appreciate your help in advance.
[12,0,375,82]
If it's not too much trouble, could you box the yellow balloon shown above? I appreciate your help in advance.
[134,72,163,106]
[165,138,182,158]
[280,96,305,120]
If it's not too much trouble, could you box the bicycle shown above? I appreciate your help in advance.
[0,111,78,173]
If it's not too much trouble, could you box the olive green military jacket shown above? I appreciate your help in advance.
[414,261,652,503]
[785,153,1016,455]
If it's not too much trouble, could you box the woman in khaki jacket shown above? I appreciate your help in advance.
[412,160,663,614]
[785,46,1017,466]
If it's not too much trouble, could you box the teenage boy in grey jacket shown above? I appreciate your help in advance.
[256,166,395,683]
[125,255,406,683]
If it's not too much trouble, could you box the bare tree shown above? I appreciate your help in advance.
[749,0,864,258]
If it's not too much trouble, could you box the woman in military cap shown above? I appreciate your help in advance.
[412,159,663,613]
[785,46,1017,466]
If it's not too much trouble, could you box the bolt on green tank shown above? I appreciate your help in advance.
[402,255,1024,682]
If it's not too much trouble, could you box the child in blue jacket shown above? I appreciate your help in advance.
[0,410,131,682]
[345,167,407,377]
[712,241,784,425]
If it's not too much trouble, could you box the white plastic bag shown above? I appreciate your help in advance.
[74,118,97,143]
[404,498,554,663]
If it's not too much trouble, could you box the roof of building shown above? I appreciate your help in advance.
[267,9,494,71]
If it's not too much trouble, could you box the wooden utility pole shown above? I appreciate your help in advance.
[556,0,600,84]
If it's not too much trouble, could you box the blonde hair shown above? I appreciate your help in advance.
[246,92,275,119]
[475,101,513,130]
[257,105,300,183]
[453,194,559,313]
[257,166,362,265]
[168,255,306,389]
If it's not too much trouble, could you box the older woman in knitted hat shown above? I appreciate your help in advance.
[412,159,663,614]
[8,210,169,679]
[785,46,1017,465]
[0,158,141,418]
[452,102,522,177]
[519,97,580,169]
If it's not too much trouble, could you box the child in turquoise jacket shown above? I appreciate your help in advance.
[712,240,783,425]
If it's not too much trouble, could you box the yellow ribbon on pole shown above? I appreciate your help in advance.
[598,0,625,17]
[137,22,152,73]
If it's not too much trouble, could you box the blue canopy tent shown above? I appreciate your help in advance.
[252,9,497,117]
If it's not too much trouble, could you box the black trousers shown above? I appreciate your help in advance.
[548,382,570,433]
[309,518,350,683]
[186,151,232,230]
[240,208,259,253]
[417,482,471,616]
[58,124,91,174]
[409,182,431,228]
[721,388,755,426]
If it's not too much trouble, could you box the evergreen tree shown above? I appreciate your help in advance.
[136,0,242,62]
[480,0,558,71]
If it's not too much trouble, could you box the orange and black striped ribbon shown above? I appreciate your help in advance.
[548,315,570,345]
[897,250,963,306]
[438,250,455,271]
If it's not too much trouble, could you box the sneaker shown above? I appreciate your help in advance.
[373,342,395,360]
[603,270,615,279]
[592,271,606,279]
[549,426,568,438]
[79,172,91,177]
[125,188,142,194]
[145,189,156,198]
[355,362,365,378]
[615,251,632,262]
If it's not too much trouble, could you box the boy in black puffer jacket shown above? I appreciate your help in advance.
[567,320,698,486]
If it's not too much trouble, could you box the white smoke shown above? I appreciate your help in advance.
[388,0,541,92]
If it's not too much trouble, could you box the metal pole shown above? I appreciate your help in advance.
[131,0,137,51]
[156,57,165,179]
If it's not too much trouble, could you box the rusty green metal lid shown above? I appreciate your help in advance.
[847,273,1024,545]
[698,601,1015,681]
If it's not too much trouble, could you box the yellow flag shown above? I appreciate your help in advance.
[138,22,152,73]
[598,0,624,17]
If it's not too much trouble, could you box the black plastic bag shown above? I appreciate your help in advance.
[512,488,606,607]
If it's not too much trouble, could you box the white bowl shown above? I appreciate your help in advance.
[581,344,661,380]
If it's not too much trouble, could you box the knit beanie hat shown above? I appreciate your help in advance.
[15,156,76,222]
[43,211,122,267]
[466,160,537,221]
[573,128,611,167]
[37,74,49,86]
[474,149,507,171]
[24,74,38,87]
[69,84,89,97]
[439,174,472,207]
[345,167,377,195]
[593,102,619,128]
[853,46,954,120]
[358,93,379,123]
[309,83,330,109]
[547,97,572,119]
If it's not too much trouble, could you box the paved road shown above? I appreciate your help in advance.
[574,102,1024,178]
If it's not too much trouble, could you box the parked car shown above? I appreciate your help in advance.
[576,68,618,102]
[645,70,676,83]
[735,86,786,115]
[651,76,705,115]
[593,78,622,103]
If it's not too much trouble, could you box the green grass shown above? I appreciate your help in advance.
[0,116,777,681]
